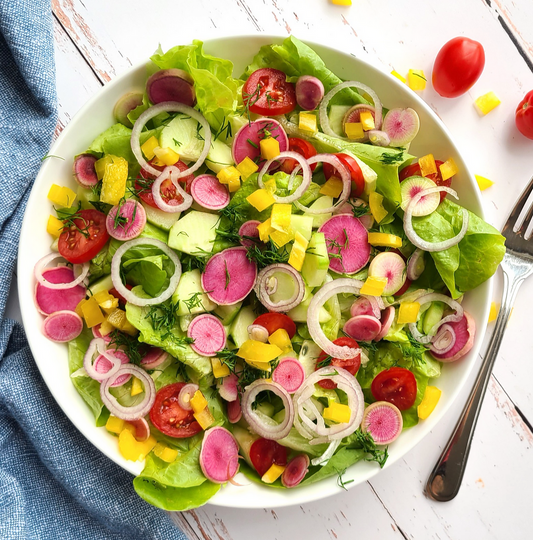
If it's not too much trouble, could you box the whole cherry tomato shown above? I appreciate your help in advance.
[515,90,533,140]
[243,68,296,116]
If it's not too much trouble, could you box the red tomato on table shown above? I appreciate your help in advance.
[316,337,361,390]
[250,438,288,477]
[279,137,318,174]
[399,160,451,203]
[253,313,297,339]
[323,153,365,198]
[515,90,533,140]
[243,68,296,116]
[371,367,417,411]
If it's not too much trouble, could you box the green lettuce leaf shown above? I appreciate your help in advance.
[299,447,366,487]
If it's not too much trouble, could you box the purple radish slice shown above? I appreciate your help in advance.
[217,373,238,402]
[93,349,131,386]
[232,119,288,172]
[281,454,310,488]
[350,296,381,319]
[333,198,374,230]
[382,107,420,147]
[187,314,226,357]
[361,401,403,445]
[178,383,200,411]
[113,91,143,128]
[429,324,456,355]
[343,104,378,133]
[35,267,86,316]
[239,220,262,248]
[140,347,168,369]
[368,252,406,295]
[129,418,150,442]
[343,315,382,341]
[318,214,371,274]
[406,249,425,281]
[374,306,395,341]
[272,358,305,393]
[106,200,146,240]
[367,130,390,147]
[42,310,83,342]
[400,176,440,217]
[202,247,257,305]
[190,174,230,210]
[227,397,242,424]
[431,312,475,363]
[146,68,196,106]
[199,426,240,484]
[73,154,99,187]
[92,324,112,343]
[295,75,325,111]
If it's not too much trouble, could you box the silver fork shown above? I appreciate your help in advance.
[425,175,533,502]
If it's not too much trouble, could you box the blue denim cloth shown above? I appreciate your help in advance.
[0,2,187,538]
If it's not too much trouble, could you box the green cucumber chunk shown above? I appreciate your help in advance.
[88,275,114,296]
[214,302,243,326]
[205,138,234,174]
[160,115,204,161]
[302,232,329,287]
[423,301,445,334]
[141,201,181,232]
[290,214,314,241]
[304,196,333,229]
[229,305,256,347]
[168,210,219,255]
[328,105,351,137]
[172,269,216,316]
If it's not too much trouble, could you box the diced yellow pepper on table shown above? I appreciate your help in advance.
[323,401,352,423]
[475,174,494,191]
[288,231,309,272]
[419,154,437,177]
[247,189,276,212]
[474,91,501,116]
[80,296,104,328]
[194,407,215,430]
[397,302,421,324]
[360,110,375,131]
[257,218,274,242]
[367,232,402,248]
[268,328,292,350]
[260,137,280,160]
[153,442,178,463]
[106,308,138,336]
[418,386,442,420]
[489,302,500,323]
[299,112,317,133]
[141,136,160,160]
[47,184,77,208]
[407,69,427,91]
[153,146,180,166]
[344,122,364,140]
[236,156,259,179]
[131,377,143,397]
[360,276,387,297]
[237,340,282,364]
[211,357,230,378]
[269,227,295,248]
[118,429,156,461]
[369,192,388,224]
[47,215,64,238]
[217,166,241,185]
[100,155,128,206]
[271,204,292,232]
[319,176,344,198]
[106,415,125,434]
[261,463,286,483]
[439,158,459,181]
[391,70,406,83]
[190,390,208,414]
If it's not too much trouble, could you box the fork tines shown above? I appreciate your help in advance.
[512,176,533,240]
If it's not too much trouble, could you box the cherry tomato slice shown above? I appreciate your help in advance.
[149,382,202,438]
[279,137,318,174]
[399,160,451,203]
[316,337,361,390]
[371,367,417,411]
[323,153,365,198]
[57,209,109,264]
[250,438,288,477]
[253,313,296,339]
[515,90,533,140]
[243,68,296,116]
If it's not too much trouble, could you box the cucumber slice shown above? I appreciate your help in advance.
[50,238,59,252]
[423,301,445,335]
[179,314,192,332]
[304,196,333,229]
[77,185,99,209]
[230,305,256,347]
[255,402,275,418]
[168,210,219,255]
[231,425,258,469]
[172,269,216,316]
[328,105,351,137]
[301,232,329,287]
[288,295,331,323]
[141,201,181,232]
[139,222,169,244]
[205,138,234,174]
[214,302,243,326]
[160,115,204,161]
[298,339,322,377]
[290,214,314,241]
[88,275,114,296]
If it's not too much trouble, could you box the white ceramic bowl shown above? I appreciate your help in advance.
[18,35,491,509]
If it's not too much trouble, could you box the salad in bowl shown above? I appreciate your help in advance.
[29,36,505,510]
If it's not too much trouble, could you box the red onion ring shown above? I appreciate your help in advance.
[34,253,89,290]
[178,383,199,411]
[151,165,193,213]
[429,323,456,355]
[255,264,305,313]
[83,338,122,382]
[406,248,426,281]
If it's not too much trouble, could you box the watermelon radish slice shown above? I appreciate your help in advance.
[318,214,371,274]
[343,315,382,341]
[281,454,310,488]
[199,426,240,484]
[92,324,112,343]
[361,401,403,445]
[187,314,226,357]
[73,154,99,187]
[350,296,381,319]
[202,247,257,305]
[232,119,288,171]
[113,91,143,128]
[368,252,406,295]
[343,104,378,133]
[35,266,86,316]
[431,312,475,363]
[146,68,196,106]
[191,174,230,210]
[375,306,395,341]
[106,200,146,240]
[272,358,305,393]
[333,198,374,230]
[382,107,420,147]
[217,373,238,402]
[227,396,242,424]
[140,347,169,369]
[295,76,324,111]
[42,310,83,342]
[400,176,440,217]
[129,418,150,442]
[93,349,131,387]
[239,220,262,248]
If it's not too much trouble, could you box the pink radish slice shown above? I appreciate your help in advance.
[146,69,196,106]
[129,418,150,442]
[318,214,371,274]
[217,373,238,402]
[227,397,242,424]
[431,312,475,363]
[368,252,406,295]
[361,401,403,445]
[232,119,288,172]
[333,199,374,230]
[199,426,240,484]
[343,104,378,134]
[350,296,381,319]
[187,314,226,357]
[272,358,305,393]
[238,220,262,248]
[382,107,420,148]
[42,310,83,342]
[281,454,310,488]
[202,247,257,305]
[375,306,395,341]
[406,249,425,281]
[140,347,169,369]
[92,324,112,344]
[93,349,131,386]
[295,76,325,111]
[73,154,99,187]
[113,92,143,128]
[106,200,146,240]
[191,174,230,210]
[35,267,86,316]
[344,315,382,342]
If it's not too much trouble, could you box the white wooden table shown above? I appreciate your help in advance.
[9,0,533,538]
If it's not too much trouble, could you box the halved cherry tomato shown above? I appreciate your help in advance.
[253,312,296,339]
[149,382,202,438]
[58,209,109,264]
[371,367,417,411]
[515,90,533,140]
[279,137,318,174]
[316,337,361,390]
[399,160,451,203]
[243,68,296,116]
[250,438,288,477]
[323,153,365,198]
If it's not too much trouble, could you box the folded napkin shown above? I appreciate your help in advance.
[0,2,187,538]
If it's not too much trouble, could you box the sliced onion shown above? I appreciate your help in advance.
[404,187,469,252]
[257,151,312,204]
[131,101,212,178]
[255,264,305,313]
[319,81,383,140]
[406,248,425,281]
[247,324,269,343]
[241,380,294,440]
[429,324,456,355]
[178,383,199,411]
[100,364,156,421]
[151,165,193,213]
[34,253,89,290]
[111,238,182,306]
[308,278,363,359]
[367,130,390,147]
[83,338,121,382]
[364,295,382,319]
[311,439,341,467]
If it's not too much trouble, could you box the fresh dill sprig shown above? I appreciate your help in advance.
[215,117,233,141]
[240,83,262,124]
[145,299,180,337]
[90,181,103,199]
[172,137,182,147]
[55,202,90,238]
[183,291,205,313]
[181,253,208,273]
[350,429,389,468]
[336,468,355,491]
[246,239,290,269]
[108,330,145,365]
[90,200,112,214]
[316,354,333,369]
[41,154,65,162]
[224,260,231,290]
[399,333,428,366]
[346,199,371,219]
[379,151,405,165]
[217,348,269,390]
[246,138,259,149]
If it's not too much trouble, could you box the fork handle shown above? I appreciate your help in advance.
[425,270,523,501]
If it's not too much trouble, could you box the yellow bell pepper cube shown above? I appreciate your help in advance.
[236,156,259,179]
[247,361,272,372]
[268,328,292,350]
[47,215,64,238]
[407,69,427,91]
[130,377,143,397]
[367,232,402,249]
[260,137,280,160]
[271,204,292,232]
[227,175,241,193]
[100,155,128,206]
[360,110,375,131]
[123,422,136,435]
[360,276,387,296]
[211,357,230,378]
[439,158,458,181]
[141,136,160,160]
[319,176,344,198]
[105,415,125,434]
[75,298,87,318]
[345,122,364,140]
[118,429,156,461]
[391,70,406,83]
[419,154,437,177]
[47,184,77,208]
[99,318,114,336]
[475,174,494,191]
[257,218,274,242]
[474,91,501,116]
[288,231,308,272]
[92,290,113,304]
[323,401,351,423]
[153,442,179,463]
[417,386,442,420]
[369,192,388,224]
[80,296,104,328]
[190,390,208,414]
[269,227,295,248]
[193,407,215,430]
[263,178,277,194]
[106,308,138,336]
[217,166,241,185]
[299,112,317,133]
[237,340,282,364]
[247,189,276,212]
[261,463,286,483]
[489,302,500,323]
[99,297,119,315]
[397,302,421,324]
[153,146,180,166]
